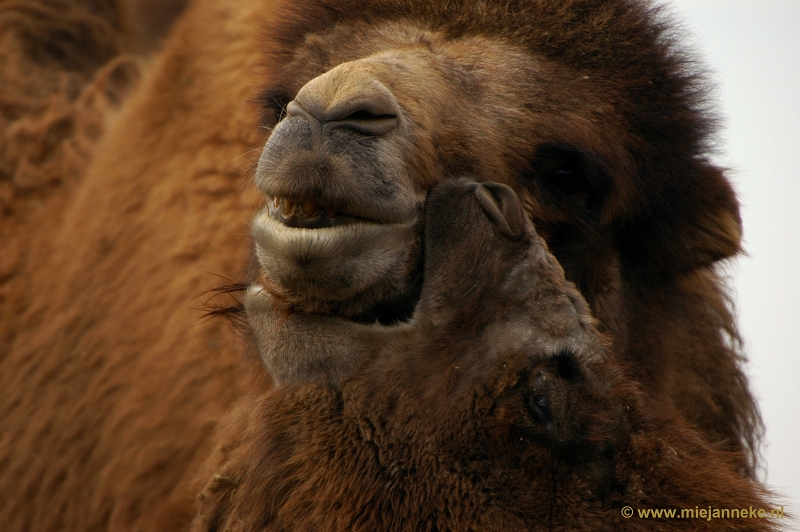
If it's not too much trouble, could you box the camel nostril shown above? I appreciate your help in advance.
[334,107,399,136]
[285,98,399,136]
[293,75,402,137]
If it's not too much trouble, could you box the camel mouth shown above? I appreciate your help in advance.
[268,195,363,229]
[253,208,419,247]
[251,206,421,317]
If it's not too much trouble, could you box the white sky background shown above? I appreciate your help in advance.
[666,0,800,512]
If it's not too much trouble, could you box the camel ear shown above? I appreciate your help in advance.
[622,165,742,272]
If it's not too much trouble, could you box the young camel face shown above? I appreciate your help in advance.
[202,181,775,532]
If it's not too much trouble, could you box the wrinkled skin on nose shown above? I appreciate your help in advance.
[288,69,401,138]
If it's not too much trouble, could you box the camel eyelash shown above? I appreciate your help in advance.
[258,88,295,125]
[532,147,592,190]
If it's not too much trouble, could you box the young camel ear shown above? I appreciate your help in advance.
[622,164,742,272]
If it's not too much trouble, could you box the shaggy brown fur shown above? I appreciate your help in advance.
[0,0,135,192]
[194,368,779,532]
[0,0,773,530]
[0,0,267,529]
[130,0,190,50]
[193,180,779,531]
[0,0,139,368]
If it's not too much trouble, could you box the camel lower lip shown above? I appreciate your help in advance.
[252,208,418,255]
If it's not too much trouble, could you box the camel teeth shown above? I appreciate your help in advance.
[271,196,339,220]
[303,199,320,217]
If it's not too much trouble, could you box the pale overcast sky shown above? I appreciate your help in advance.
[667,0,800,512]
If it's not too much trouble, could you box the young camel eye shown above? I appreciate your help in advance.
[527,372,554,431]
[522,352,585,437]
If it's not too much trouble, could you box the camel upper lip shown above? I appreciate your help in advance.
[268,196,364,228]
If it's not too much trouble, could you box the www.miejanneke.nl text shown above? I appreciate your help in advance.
[620,506,786,521]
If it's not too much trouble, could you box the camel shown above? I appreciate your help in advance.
[0,0,777,529]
